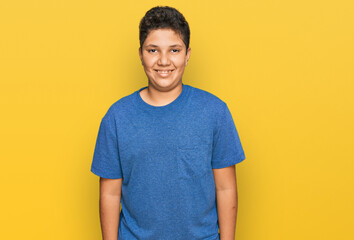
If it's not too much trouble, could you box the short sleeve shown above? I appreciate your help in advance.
[90,110,123,179]
[211,103,246,169]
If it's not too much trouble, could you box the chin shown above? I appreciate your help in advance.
[150,79,179,90]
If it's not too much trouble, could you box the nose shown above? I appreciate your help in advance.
[157,52,170,66]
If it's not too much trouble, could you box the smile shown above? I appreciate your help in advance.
[154,69,174,77]
[155,69,174,73]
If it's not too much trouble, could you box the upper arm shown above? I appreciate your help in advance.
[91,108,123,180]
[211,102,246,169]
[213,165,237,192]
[99,177,123,197]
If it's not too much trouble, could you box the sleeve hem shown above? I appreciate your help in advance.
[212,155,246,169]
[91,166,123,179]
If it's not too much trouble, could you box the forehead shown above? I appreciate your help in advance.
[144,28,184,47]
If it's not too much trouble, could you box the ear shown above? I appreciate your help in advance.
[185,47,191,66]
[139,47,143,64]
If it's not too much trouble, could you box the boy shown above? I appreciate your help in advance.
[91,6,246,240]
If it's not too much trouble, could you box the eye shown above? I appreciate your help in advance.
[171,49,180,53]
[148,49,157,53]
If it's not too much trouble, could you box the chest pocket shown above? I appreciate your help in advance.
[176,144,211,179]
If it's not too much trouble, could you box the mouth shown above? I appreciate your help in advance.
[154,69,174,77]
[154,69,174,73]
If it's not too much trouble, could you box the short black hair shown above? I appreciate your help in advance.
[139,6,190,53]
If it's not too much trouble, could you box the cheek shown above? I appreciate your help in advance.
[143,56,156,67]
[173,57,186,68]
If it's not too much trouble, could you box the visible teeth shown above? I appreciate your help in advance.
[157,70,171,73]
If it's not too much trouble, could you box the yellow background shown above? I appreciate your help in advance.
[1,0,353,239]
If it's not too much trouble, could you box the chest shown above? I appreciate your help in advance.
[116,109,215,181]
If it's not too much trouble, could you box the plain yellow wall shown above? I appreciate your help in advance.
[1,0,353,239]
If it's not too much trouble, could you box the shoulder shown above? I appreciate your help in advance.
[101,91,136,120]
[187,85,227,112]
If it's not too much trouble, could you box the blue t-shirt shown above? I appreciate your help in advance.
[91,84,246,240]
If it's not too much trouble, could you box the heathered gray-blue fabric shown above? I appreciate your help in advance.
[91,84,246,240]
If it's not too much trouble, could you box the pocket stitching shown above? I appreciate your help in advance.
[177,145,209,178]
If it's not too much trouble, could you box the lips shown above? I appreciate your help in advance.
[154,69,174,77]
[155,69,174,73]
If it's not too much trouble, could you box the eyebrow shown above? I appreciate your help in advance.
[145,44,183,48]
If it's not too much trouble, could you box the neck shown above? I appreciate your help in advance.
[141,82,183,107]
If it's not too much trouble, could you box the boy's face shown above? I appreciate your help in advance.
[139,28,191,90]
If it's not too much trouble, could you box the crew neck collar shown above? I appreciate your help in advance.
[135,83,189,114]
